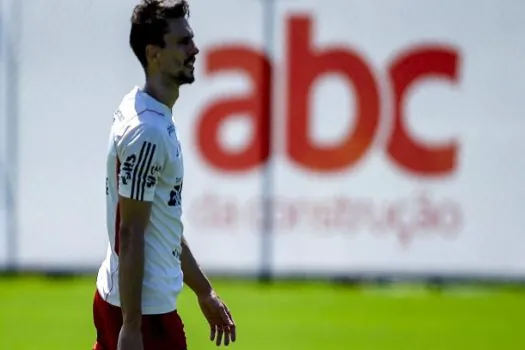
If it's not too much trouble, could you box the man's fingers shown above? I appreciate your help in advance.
[223,324,237,347]
[210,324,216,341]
[216,326,224,346]
[223,315,235,345]
[229,324,236,343]
[224,326,232,346]
[225,308,236,343]
[211,324,236,346]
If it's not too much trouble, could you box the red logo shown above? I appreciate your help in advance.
[196,15,461,177]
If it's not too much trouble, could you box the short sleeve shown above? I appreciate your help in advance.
[117,124,166,202]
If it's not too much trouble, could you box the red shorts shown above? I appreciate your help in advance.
[92,290,187,350]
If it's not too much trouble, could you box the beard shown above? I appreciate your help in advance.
[164,56,196,86]
[176,70,195,85]
[176,56,196,85]
[164,69,194,86]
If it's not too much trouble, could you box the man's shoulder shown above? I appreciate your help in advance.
[115,93,161,128]
[119,86,169,119]
[116,119,167,147]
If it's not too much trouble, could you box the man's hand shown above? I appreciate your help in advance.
[180,237,236,345]
[198,291,236,346]
[117,324,143,350]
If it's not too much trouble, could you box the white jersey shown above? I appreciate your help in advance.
[96,86,185,314]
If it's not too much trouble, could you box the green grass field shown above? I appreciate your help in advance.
[0,276,524,350]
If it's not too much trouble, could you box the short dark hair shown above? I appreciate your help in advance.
[129,0,190,70]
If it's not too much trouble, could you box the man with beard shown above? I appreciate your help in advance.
[92,1,236,349]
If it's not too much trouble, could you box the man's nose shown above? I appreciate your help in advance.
[191,41,199,56]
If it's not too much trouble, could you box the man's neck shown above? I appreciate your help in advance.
[143,78,180,110]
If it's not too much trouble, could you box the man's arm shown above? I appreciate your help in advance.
[118,198,152,328]
[115,124,166,330]
[180,236,213,297]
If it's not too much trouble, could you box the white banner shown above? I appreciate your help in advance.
[9,0,525,277]
[0,1,11,267]
[0,102,7,267]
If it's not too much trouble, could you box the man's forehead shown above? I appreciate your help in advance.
[165,18,193,38]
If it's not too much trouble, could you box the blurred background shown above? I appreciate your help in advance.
[1,0,524,349]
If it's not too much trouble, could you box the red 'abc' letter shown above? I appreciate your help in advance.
[388,46,460,176]
[196,46,272,171]
[286,16,380,172]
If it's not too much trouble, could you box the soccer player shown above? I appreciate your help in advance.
[92,1,236,349]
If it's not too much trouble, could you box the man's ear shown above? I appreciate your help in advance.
[145,44,161,65]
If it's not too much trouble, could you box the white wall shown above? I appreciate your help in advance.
[3,0,525,277]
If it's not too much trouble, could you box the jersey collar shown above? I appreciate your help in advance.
[135,86,173,118]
